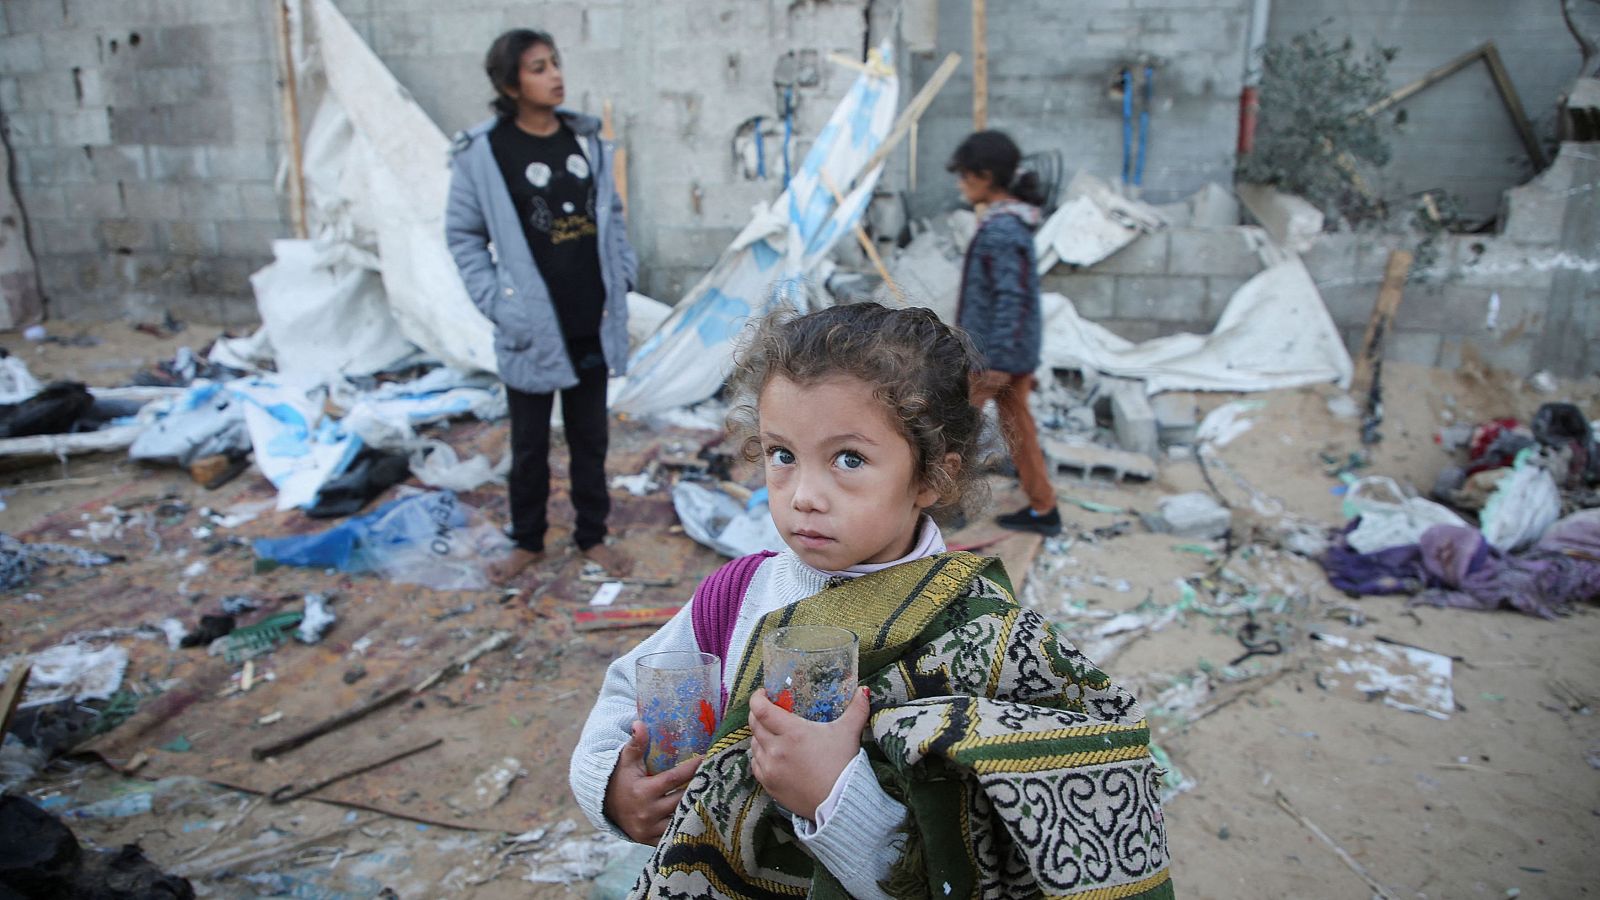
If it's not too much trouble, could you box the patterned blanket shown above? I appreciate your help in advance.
[632,552,1173,899]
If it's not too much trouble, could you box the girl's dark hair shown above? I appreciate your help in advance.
[946,130,1045,207]
[725,302,987,522]
[485,29,556,118]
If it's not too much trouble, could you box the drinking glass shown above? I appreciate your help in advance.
[636,651,721,774]
[761,625,859,723]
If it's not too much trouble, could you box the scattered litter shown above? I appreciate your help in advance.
[156,618,188,650]
[0,643,128,709]
[0,534,118,591]
[1478,452,1560,551]
[609,470,659,497]
[254,490,512,590]
[589,582,624,607]
[258,711,284,725]
[521,821,636,884]
[180,615,236,649]
[160,735,194,753]
[1343,476,1468,554]
[1311,632,1454,720]
[1146,492,1232,539]
[445,758,524,816]
[672,481,784,558]
[295,594,337,643]
[1197,401,1264,448]
[219,595,258,615]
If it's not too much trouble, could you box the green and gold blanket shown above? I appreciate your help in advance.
[632,552,1173,899]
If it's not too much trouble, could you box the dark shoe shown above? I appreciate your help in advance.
[995,505,1062,536]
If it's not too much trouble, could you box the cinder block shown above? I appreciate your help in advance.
[236,181,283,222]
[214,219,281,256]
[6,0,66,34]
[189,256,255,295]
[205,142,275,179]
[1167,228,1260,277]
[213,62,274,102]
[1113,275,1207,322]
[17,184,66,218]
[1383,330,1443,367]
[74,66,105,106]
[36,219,100,254]
[110,106,171,145]
[166,103,235,144]
[97,218,154,252]
[1450,237,1558,290]
[1317,284,1377,328]
[63,182,125,217]
[139,65,206,100]
[1109,380,1158,457]
[38,29,102,65]
[0,35,46,75]
[1094,231,1168,275]
[147,145,210,181]
[1237,182,1322,253]
[1151,392,1198,446]
[16,71,77,110]
[1300,233,1361,288]
[121,181,184,218]
[23,146,95,184]
[159,220,219,255]
[89,144,148,181]
[1040,272,1115,319]
[3,111,53,147]
[0,77,19,110]
[55,108,111,145]
[179,183,243,220]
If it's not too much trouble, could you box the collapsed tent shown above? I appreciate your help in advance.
[610,53,899,415]
[1040,253,1353,394]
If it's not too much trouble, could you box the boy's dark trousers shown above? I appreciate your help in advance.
[505,337,610,553]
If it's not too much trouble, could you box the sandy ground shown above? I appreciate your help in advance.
[5,323,1600,899]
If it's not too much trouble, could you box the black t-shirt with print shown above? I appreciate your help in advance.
[489,117,605,342]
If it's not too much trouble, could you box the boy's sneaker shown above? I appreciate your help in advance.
[995,505,1062,536]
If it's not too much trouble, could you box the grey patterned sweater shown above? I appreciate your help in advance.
[956,200,1043,374]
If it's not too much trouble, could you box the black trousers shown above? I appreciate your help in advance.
[505,339,611,552]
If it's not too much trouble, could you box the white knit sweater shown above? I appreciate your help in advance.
[568,522,946,900]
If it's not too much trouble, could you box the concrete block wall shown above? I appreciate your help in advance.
[907,0,1252,217]
[1044,141,1600,378]
[339,0,876,305]
[0,0,284,326]
[1266,1,1581,224]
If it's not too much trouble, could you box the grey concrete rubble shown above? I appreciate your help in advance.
[1109,380,1159,458]
[1151,393,1199,447]
[1145,491,1233,539]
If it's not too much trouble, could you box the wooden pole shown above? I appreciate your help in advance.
[971,0,988,130]
[1351,249,1413,398]
[820,170,906,305]
[602,98,629,212]
[272,0,308,238]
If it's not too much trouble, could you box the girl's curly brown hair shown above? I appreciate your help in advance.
[725,302,987,522]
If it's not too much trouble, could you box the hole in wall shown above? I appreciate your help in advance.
[108,39,118,53]
[129,32,141,47]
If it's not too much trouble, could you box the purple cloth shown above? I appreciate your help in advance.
[690,551,776,708]
[1415,513,1600,618]
[1321,512,1600,618]
[1321,521,1428,596]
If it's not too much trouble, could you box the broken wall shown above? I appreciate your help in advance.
[1266,0,1581,223]
[0,0,285,326]
[905,0,1254,216]
[1045,141,1600,378]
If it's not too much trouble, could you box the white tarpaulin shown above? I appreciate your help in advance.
[1042,256,1353,394]
[249,239,419,381]
[304,0,496,375]
[1034,172,1167,273]
[612,53,899,415]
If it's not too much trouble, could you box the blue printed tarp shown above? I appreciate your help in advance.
[611,51,899,415]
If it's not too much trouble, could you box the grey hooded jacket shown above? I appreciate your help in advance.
[445,111,638,394]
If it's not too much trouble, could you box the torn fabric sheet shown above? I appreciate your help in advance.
[230,378,363,512]
[304,0,497,375]
[612,49,898,415]
[0,644,130,710]
[1041,255,1353,394]
[1034,171,1168,272]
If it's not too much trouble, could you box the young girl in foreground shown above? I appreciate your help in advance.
[570,303,1172,899]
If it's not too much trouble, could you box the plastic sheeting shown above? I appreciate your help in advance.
[611,51,899,415]
[249,239,419,381]
[1041,255,1353,394]
[303,0,496,375]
